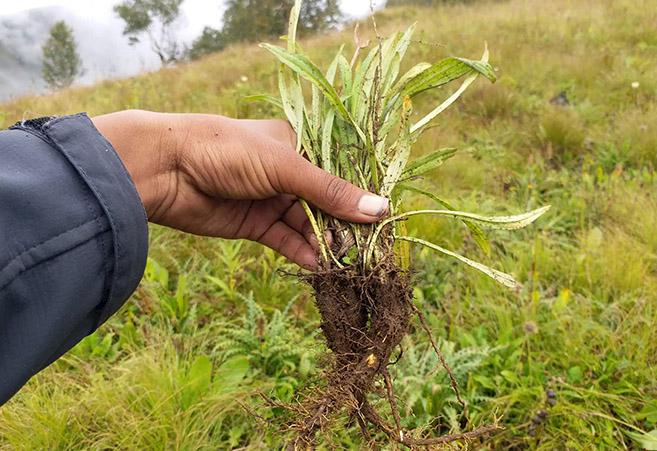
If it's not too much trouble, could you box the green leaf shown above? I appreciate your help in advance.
[456,54,497,83]
[337,54,352,95]
[350,44,379,116]
[367,204,548,266]
[354,32,403,126]
[287,0,301,51]
[382,206,551,231]
[175,274,187,316]
[386,61,432,104]
[214,356,249,394]
[500,369,520,385]
[639,401,657,425]
[398,235,521,289]
[402,50,495,100]
[145,257,168,288]
[181,355,212,408]
[382,141,410,196]
[309,85,321,142]
[277,65,304,155]
[626,429,657,450]
[411,71,478,133]
[403,148,457,179]
[325,45,344,85]
[243,94,283,110]
[411,46,495,134]
[402,58,472,98]
[261,43,365,143]
[188,355,212,389]
[321,111,335,172]
[377,26,416,99]
[381,97,413,195]
[398,184,490,255]
[567,365,583,383]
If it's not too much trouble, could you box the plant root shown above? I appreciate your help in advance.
[280,255,499,449]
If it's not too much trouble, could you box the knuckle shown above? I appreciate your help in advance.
[323,175,350,211]
[278,232,295,252]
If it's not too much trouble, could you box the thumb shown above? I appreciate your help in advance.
[279,154,389,223]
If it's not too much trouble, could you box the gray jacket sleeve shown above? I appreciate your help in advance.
[0,113,149,405]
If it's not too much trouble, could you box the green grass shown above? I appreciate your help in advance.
[2,0,657,448]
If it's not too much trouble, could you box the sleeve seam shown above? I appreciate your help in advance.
[0,216,107,291]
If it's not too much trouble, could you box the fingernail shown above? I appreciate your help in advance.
[357,195,389,217]
[300,254,318,270]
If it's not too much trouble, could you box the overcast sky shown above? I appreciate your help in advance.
[0,1,380,41]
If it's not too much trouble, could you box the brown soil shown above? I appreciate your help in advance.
[284,255,499,449]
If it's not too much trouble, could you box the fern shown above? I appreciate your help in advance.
[392,337,493,430]
[214,293,320,382]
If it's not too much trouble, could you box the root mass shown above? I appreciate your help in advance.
[285,257,498,448]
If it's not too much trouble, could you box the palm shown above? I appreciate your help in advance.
[159,183,317,268]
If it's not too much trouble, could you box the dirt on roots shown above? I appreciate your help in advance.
[281,256,499,449]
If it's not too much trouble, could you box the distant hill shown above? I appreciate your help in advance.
[0,6,159,102]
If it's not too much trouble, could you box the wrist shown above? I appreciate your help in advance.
[92,110,178,220]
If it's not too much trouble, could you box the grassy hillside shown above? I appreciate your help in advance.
[2,0,656,449]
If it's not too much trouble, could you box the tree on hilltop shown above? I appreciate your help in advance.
[188,0,341,60]
[114,0,184,65]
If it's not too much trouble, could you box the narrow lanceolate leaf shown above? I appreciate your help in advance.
[388,63,431,101]
[382,142,410,196]
[277,66,304,155]
[350,44,379,116]
[381,97,413,196]
[384,206,551,231]
[397,183,491,255]
[625,429,657,450]
[337,54,352,95]
[325,45,345,85]
[261,43,366,142]
[381,24,415,98]
[401,56,492,99]
[243,94,283,111]
[411,72,478,134]
[263,44,348,118]
[398,236,520,289]
[287,0,302,51]
[393,23,416,66]
[310,85,321,142]
[366,205,550,264]
[411,46,493,134]
[321,110,335,172]
[402,148,457,179]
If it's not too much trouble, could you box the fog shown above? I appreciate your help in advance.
[0,0,381,102]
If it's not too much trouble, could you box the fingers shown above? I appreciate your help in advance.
[256,221,318,269]
[274,153,389,224]
[282,201,334,252]
[282,201,315,244]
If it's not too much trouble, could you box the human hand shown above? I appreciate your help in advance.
[92,110,389,269]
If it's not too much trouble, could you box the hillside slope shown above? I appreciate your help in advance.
[1,0,656,449]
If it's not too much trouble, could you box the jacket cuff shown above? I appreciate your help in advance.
[44,113,149,325]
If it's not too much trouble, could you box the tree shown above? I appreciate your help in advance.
[187,26,225,61]
[220,0,341,45]
[114,0,184,65]
[42,21,82,90]
[386,0,479,6]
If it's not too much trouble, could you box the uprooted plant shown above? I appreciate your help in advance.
[253,1,549,447]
